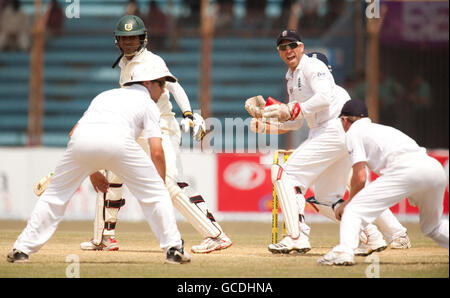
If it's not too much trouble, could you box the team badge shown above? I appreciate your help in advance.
[124,23,133,31]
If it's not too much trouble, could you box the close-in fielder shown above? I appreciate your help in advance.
[7,63,191,264]
[247,30,407,255]
[318,99,448,266]
[259,51,411,254]
[80,15,231,253]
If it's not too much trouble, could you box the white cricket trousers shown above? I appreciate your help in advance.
[285,118,351,205]
[335,152,449,255]
[13,127,182,255]
[137,114,183,182]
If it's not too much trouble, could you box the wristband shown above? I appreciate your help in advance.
[290,102,301,120]
[183,111,194,120]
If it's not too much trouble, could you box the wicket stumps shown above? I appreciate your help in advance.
[271,149,294,244]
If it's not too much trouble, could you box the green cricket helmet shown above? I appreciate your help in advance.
[113,15,148,63]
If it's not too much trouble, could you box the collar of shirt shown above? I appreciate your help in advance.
[119,48,149,68]
[125,83,151,98]
[285,54,309,81]
[355,117,372,125]
[349,117,372,132]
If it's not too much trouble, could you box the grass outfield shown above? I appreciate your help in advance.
[0,220,448,278]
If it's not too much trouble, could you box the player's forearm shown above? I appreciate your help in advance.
[348,178,365,201]
[148,138,167,182]
[166,81,192,113]
[151,151,166,182]
[348,163,368,200]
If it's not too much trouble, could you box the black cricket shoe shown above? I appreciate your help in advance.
[7,249,29,263]
[165,242,191,264]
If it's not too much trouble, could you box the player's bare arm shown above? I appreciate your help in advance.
[148,137,166,182]
[335,161,367,221]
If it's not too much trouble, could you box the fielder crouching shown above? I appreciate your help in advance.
[7,62,191,265]
[318,99,449,266]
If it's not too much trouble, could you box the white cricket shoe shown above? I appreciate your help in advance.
[354,235,387,256]
[80,236,119,251]
[354,227,387,256]
[318,251,354,266]
[268,235,311,254]
[191,234,232,254]
[389,234,411,249]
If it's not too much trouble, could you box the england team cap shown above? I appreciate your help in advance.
[339,99,369,118]
[276,29,302,46]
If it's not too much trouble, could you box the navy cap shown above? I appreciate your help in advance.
[277,29,302,46]
[307,52,332,72]
[339,99,368,118]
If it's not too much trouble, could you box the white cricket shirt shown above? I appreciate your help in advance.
[286,54,348,129]
[119,49,191,116]
[77,84,162,140]
[345,118,425,175]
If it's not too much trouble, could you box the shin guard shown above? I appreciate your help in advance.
[92,170,125,245]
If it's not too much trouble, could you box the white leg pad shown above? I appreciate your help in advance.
[166,177,222,238]
[93,190,104,246]
[93,170,125,245]
[272,164,301,239]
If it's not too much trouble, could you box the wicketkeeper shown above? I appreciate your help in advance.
[246,30,410,255]
[80,15,231,253]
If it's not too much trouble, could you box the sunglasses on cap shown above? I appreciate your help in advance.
[277,41,302,51]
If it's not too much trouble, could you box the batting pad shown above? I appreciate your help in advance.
[93,170,124,245]
[166,178,221,239]
[271,164,300,239]
[306,197,340,224]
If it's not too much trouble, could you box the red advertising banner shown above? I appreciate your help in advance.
[217,151,449,214]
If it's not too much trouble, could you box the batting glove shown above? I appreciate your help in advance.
[180,111,194,133]
[192,113,206,142]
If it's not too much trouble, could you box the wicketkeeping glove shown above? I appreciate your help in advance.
[245,95,266,118]
[263,102,303,122]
